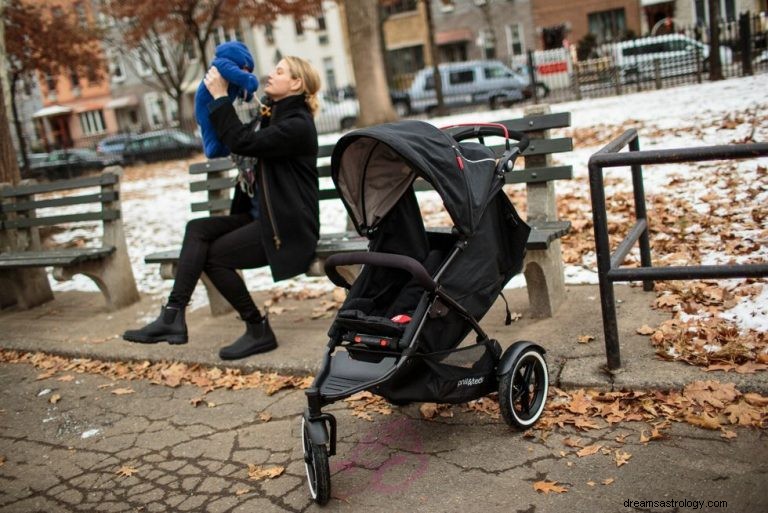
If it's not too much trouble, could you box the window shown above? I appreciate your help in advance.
[383,0,418,16]
[108,50,125,81]
[386,45,425,76]
[134,49,153,76]
[145,93,165,127]
[587,8,626,44]
[506,24,524,56]
[484,66,511,79]
[79,110,106,135]
[449,69,474,85]
[317,12,327,32]
[43,70,57,92]
[323,57,336,91]
[695,0,737,24]
[265,23,275,45]
[294,16,304,37]
[479,29,496,59]
[69,68,80,89]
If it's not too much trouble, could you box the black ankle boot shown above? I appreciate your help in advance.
[123,305,188,345]
[219,317,277,360]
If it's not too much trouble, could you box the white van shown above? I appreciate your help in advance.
[404,60,526,114]
[612,34,733,82]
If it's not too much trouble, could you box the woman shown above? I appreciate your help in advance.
[123,56,321,360]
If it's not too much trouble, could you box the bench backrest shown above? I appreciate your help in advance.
[186,112,572,217]
[0,170,124,251]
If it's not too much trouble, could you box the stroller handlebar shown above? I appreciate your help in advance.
[324,252,437,292]
[442,123,530,153]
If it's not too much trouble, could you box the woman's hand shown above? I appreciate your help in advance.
[204,66,229,99]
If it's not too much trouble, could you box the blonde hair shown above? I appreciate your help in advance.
[283,56,321,116]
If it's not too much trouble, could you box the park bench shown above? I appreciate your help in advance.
[0,168,140,311]
[145,105,573,318]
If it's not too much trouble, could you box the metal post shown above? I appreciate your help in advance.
[588,160,621,369]
[740,12,753,76]
[527,50,539,104]
[653,58,662,89]
[628,136,653,292]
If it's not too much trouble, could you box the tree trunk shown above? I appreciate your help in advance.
[0,0,21,185]
[707,0,723,81]
[343,0,396,127]
[10,74,30,175]
[423,0,446,115]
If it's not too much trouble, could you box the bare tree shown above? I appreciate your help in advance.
[344,0,396,126]
[0,0,20,184]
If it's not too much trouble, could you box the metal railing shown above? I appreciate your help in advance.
[587,129,768,370]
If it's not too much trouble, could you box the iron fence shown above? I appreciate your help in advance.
[587,129,768,370]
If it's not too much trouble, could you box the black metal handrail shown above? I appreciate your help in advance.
[588,130,768,369]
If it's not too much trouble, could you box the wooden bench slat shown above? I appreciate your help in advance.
[2,209,120,229]
[191,198,232,212]
[497,112,571,132]
[189,158,236,174]
[145,249,181,264]
[0,173,119,197]
[189,176,235,193]
[505,165,573,184]
[494,137,573,156]
[2,191,118,213]
[0,246,115,267]
[526,220,572,250]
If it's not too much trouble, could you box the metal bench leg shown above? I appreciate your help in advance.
[54,252,140,311]
[0,269,54,310]
[523,240,566,318]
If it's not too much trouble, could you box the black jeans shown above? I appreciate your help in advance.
[169,214,268,320]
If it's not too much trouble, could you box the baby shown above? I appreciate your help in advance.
[194,41,259,158]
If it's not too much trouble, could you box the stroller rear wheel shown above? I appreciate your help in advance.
[499,348,548,429]
[301,417,331,504]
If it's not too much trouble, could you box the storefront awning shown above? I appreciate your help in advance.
[32,105,73,118]
[105,95,139,109]
[641,0,674,6]
[436,28,473,46]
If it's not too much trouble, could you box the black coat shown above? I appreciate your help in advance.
[209,95,320,281]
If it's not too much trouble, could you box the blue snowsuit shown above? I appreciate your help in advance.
[195,41,259,158]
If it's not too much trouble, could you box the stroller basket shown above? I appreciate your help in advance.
[375,339,501,404]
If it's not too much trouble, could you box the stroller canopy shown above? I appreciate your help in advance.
[331,120,501,237]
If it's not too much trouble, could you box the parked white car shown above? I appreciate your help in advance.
[315,93,358,134]
[611,34,733,82]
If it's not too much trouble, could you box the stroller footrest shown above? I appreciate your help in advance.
[318,350,398,396]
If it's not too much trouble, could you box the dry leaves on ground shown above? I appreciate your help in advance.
[247,464,284,481]
[116,465,139,478]
[533,480,568,494]
[0,350,313,399]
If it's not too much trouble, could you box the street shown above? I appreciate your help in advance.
[1,360,766,513]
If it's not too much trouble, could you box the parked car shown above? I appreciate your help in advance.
[611,34,733,83]
[121,129,202,165]
[96,133,134,160]
[21,149,115,180]
[401,60,527,114]
[315,93,358,134]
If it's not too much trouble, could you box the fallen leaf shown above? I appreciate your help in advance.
[577,335,595,344]
[420,403,439,420]
[0,455,5,467]
[97,383,116,389]
[685,413,721,430]
[563,437,583,448]
[247,464,284,481]
[235,487,250,496]
[576,444,602,457]
[259,412,272,422]
[636,325,655,335]
[116,465,139,478]
[533,480,568,494]
[603,478,615,485]
[614,450,632,467]
[744,393,768,407]
[723,402,761,426]
[720,429,738,439]
[57,375,75,382]
[111,388,134,396]
[36,370,56,381]
[49,394,61,404]
[587,480,596,487]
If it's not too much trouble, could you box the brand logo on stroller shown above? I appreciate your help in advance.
[457,376,484,387]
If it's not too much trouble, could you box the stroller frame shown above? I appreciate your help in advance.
[301,123,550,505]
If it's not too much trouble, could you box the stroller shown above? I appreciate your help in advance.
[302,120,549,504]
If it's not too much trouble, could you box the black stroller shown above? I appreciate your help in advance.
[302,121,549,504]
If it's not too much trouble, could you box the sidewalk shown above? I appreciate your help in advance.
[1,283,766,394]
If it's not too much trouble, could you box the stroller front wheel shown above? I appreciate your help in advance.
[302,417,331,504]
[498,348,548,429]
